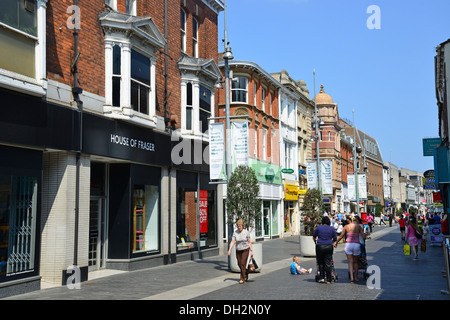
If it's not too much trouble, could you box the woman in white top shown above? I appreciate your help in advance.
[228,219,253,283]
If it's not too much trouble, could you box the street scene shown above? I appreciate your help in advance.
[0,0,449,304]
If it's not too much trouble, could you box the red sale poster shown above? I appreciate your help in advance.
[199,190,208,234]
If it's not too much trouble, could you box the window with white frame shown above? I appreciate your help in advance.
[262,128,267,160]
[186,83,193,130]
[261,88,265,111]
[199,85,211,133]
[254,126,258,157]
[254,83,257,106]
[0,0,47,92]
[231,77,248,103]
[130,50,150,114]
[126,0,137,15]
[105,0,117,10]
[269,92,272,115]
[180,9,186,52]
[192,17,198,58]
[111,45,152,115]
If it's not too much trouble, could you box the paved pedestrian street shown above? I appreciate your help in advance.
[4,225,448,304]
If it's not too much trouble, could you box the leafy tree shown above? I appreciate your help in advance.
[300,189,324,236]
[226,165,261,230]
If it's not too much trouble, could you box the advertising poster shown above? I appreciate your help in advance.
[231,121,249,169]
[430,224,443,246]
[199,190,208,236]
[208,123,226,181]
[348,173,367,201]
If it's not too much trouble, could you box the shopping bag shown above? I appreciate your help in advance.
[403,243,411,255]
[420,241,426,253]
[247,257,259,273]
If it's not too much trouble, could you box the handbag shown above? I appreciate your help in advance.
[420,240,427,253]
[403,243,411,255]
[247,257,259,273]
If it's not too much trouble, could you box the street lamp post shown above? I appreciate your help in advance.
[313,69,321,195]
[223,0,233,181]
[353,109,360,217]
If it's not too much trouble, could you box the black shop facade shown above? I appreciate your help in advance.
[0,88,218,296]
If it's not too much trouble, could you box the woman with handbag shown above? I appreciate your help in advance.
[406,217,423,260]
[228,219,253,284]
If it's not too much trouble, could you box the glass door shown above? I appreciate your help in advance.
[89,198,106,271]
[263,201,271,238]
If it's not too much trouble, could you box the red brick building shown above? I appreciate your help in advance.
[0,0,224,296]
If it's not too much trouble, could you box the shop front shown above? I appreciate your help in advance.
[284,183,299,235]
[249,159,282,239]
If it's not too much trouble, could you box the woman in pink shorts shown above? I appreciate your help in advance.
[335,216,366,282]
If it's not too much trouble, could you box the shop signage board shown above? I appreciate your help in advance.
[284,184,299,201]
[430,224,443,246]
[423,138,442,157]
[249,159,282,185]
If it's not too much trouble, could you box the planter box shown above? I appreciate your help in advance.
[299,235,316,257]
[228,242,262,273]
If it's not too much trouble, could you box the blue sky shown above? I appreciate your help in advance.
[218,0,450,173]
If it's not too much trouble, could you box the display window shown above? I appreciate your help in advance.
[176,172,217,252]
[0,174,38,280]
[133,184,159,253]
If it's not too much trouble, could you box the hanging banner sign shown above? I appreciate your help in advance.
[209,123,226,181]
[231,121,249,169]
[320,160,333,195]
[348,173,367,201]
[307,161,317,190]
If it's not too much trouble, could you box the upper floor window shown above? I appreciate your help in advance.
[231,77,248,103]
[126,0,137,15]
[1,0,37,36]
[180,9,186,52]
[0,0,47,95]
[261,88,265,111]
[105,0,117,10]
[192,17,198,58]
[199,85,211,133]
[186,83,193,131]
[131,50,150,114]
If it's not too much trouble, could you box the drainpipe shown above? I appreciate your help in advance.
[72,0,83,268]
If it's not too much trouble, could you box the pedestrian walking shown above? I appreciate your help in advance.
[228,219,253,284]
[406,217,423,260]
[335,215,366,283]
[312,216,337,284]
[397,214,407,241]
[379,212,386,225]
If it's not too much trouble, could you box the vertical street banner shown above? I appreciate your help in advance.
[231,121,249,169]
[199,190,208,236]
[321,160,333,195]
[209,122,226,181]
[307,161,317,190]
[348,173,367,200]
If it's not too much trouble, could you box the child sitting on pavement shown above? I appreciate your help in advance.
[290,256,312,275]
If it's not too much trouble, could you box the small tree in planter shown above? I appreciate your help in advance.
[226,165,262,272]
[226,165,262,229]
[299,188,324,257]
[301,188,324,236]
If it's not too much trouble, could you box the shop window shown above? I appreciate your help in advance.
[132,185,159,253]
[0,175,38,278]
[176,172,217,252]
